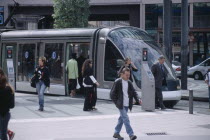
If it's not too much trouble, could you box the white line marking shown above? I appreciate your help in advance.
[10,110,187,124]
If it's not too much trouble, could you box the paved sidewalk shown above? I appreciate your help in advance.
[10,109,210,140]
[7,93,210,140]
[181,78,209,101]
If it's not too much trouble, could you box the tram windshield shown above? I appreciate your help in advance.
[108,27,176,89]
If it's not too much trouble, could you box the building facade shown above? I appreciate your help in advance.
[0,0,210,65]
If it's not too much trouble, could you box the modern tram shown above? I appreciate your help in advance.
[0,26,181,107]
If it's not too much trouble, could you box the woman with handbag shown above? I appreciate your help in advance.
[34,56,50,111]
[0,68,15,140]
[82,59,99,111]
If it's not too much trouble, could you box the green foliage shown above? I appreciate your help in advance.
[53,0,90,28]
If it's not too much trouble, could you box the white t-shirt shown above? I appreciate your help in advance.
[122,79,129,107]
[205,72,210,86]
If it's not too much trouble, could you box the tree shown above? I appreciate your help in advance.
[53,0,90,28]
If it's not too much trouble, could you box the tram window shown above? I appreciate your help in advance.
[67,43,90,59]
[17,44,36,82]
[45,43,64,84]
[104,40,123,81]
[66,42,90,84]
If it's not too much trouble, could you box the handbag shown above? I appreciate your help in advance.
[76,78,81,89]
[84,76,94,86]
[30,75,36,88]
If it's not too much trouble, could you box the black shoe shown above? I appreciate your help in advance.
[161,107,166,110]
[155,106,160,109]
[83,109,91,111]
[38,108,44,111]
[130,135,137,140]
[113,133,124,140]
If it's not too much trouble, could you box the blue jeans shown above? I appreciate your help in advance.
[0,112,11,140]
[36,80,46,109]
[115,107,134,137]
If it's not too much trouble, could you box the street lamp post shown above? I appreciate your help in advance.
[189,33,194,67]
[181,0,188,90]
[163,0,173,63]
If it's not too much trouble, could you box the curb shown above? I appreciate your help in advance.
[182,96,209,102]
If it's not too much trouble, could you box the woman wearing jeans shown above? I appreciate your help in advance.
[35,57,50,111]
[0,68,15,140]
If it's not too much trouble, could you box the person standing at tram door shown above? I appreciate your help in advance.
[118,58,138,82]
[205,68,210,109]
[151,55,167,110]
[82,59,99,111]
[0,68,15,140]
[66,53,79,97]
[34,57,50,111]
[110,68,140,140]
[77,53,87,95]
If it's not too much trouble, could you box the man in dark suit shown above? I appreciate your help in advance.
[151,55,167,110]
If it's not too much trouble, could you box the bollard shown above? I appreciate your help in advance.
[189,90,193,114]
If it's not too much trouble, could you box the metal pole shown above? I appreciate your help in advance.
[181,0,188,90]
[163,0,172,62]
[189,34,194,67]
[189,90,193,114]
[169,0,173,63]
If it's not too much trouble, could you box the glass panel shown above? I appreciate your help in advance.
[66,42,90,87]
[17,44,36,82]
[145,4,163,30]
[104,40,123,81]
[108,28,176,89]
[198,33,205,53]
[208,33,210,58]
[172,4,181,28]
[67,43,90,60]
[109,28,153,41]
[44,43,64,84]
[193,3,210,28]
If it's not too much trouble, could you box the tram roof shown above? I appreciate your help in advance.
[0,28,99,40]
[1,26,148,41]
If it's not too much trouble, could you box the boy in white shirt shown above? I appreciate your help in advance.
[205,68,210,109]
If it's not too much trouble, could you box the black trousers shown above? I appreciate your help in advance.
[155,87,165,108]
[83,87,97,110]
[0,112,10,140]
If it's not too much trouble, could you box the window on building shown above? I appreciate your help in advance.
[194,3,210,28]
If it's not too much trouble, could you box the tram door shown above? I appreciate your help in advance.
[16,43,37,92]
[40,42,65,95]
[65,42,90,95]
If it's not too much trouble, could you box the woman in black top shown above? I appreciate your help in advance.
[0,68,15,140]
[82,59,99,111]
[118,58,138,82]
[34,56,50,111]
